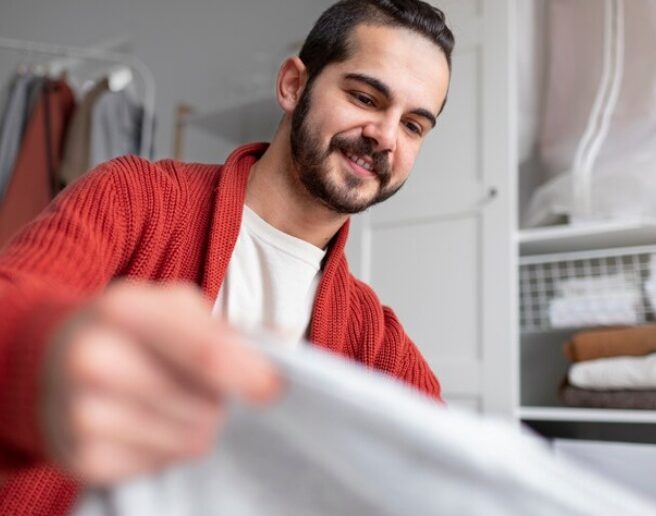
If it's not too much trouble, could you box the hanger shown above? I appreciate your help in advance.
[107,66,133,91]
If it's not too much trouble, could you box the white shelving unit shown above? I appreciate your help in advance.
[516,224,656,445]
[519,221,656,255]
[514,0,656,447]
[519,407,656,424]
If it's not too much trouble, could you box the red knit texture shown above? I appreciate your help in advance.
[0,142,441,514]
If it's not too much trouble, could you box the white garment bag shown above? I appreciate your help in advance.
[525,0,656,227]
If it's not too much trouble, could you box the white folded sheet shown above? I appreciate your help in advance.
[549,292,642,328]
[569,353,656,390]
[74,335,656,516]
[555,274,634,299]
[548,273,643,328]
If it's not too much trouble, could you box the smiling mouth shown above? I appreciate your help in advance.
[341,150,377,177]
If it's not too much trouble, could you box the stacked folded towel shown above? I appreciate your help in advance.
[642,253,656,314]
[560,325,656,410]
[549,274,643,328]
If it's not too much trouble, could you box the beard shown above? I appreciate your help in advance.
[290,83,405,214]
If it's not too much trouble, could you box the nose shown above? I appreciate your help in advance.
[362,114,398,153]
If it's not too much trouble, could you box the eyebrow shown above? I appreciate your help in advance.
[343,72,437,128]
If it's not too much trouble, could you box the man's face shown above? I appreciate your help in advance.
[290,24,450,214]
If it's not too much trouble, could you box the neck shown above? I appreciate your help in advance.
[245,123,348,250]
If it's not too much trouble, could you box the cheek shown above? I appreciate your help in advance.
[392,145,419,182]
[318,103,366,138]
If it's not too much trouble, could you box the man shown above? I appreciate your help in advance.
[0,0,453,513]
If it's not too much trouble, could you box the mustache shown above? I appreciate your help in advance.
[329,136,391,183]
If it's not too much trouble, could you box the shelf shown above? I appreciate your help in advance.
[519,406,656,424]
[518,221,656,256]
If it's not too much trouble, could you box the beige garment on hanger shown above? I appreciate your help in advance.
[57,78,109,188]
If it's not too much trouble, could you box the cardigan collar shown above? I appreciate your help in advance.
[201,142,351,352]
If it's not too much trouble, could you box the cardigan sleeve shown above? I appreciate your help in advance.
[381,305,443,403]
[350,278,443,403]
[0,157,142,473]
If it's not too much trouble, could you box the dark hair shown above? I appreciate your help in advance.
[299,0,454,84]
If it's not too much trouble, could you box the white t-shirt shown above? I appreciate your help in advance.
[212,206,326,347]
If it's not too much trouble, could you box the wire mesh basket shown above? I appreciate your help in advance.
[519,245,656,333]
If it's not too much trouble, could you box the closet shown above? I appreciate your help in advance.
[516,0,656,498]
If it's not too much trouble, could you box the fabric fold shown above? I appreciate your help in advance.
[559,381,656,410]
[568,353,656,390]
[563,324,656,362]
[74,337,656,516]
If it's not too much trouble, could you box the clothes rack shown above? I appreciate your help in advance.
[0,36,156,158]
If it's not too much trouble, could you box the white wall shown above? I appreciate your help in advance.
[0,0,329,162]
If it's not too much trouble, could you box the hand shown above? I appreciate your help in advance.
[41,280,281,485]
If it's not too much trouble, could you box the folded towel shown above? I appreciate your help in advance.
[563,324,656,362]
[568,353,656,390]
[643,254,656,313]
[559,382,656,410]
[555,274,636,299]
[549,293,642,329]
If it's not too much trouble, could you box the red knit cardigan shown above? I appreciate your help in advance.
[0,143,441,515]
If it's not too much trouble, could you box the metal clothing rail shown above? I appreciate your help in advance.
[0,36,156,158]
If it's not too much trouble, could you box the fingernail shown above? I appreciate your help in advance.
[250,363,284,404]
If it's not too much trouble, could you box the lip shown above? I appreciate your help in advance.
[340,150,377,178]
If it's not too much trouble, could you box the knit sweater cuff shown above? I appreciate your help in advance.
[0,294,82,471]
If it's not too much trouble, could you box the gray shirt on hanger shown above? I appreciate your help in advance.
[89,89,144,169]
[0,73,33,200]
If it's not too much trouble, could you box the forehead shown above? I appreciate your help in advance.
[331,24,450,113]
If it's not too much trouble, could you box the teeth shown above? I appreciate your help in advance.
[347,153,373,171]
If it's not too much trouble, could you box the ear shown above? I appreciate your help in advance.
[276,56,308,114]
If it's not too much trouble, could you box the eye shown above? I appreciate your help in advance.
[350,91,376,107]
[404,120,423,136]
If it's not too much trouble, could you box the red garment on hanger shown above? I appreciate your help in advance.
[0,80,75,247]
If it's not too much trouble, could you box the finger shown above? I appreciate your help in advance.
[67,324,222,424]
[96,282,282,402]
[69,390,221,467]
[213,335,284,404]
[72,440,171,486]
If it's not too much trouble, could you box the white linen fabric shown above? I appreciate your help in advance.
[74,334,656,516]
[549,293,642,328]
[569,353,656,390]
[548,273,643,328]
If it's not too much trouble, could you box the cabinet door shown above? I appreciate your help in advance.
[346,0,517,415]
